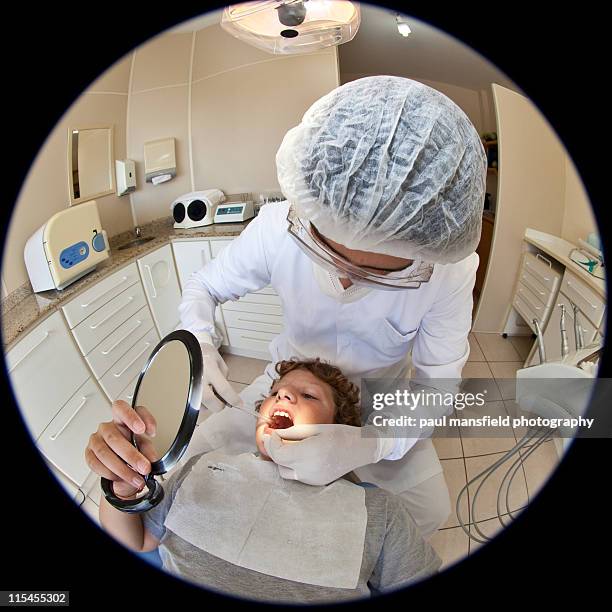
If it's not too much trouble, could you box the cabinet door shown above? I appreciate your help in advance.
[5,310,90,440]
[172,240,228,345]
[137,244,182,337]
[38,377,111,487]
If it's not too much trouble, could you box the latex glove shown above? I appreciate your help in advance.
[262,424,396,486]
[199,335,244,412]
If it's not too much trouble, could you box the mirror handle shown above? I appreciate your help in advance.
[100,474,164,513]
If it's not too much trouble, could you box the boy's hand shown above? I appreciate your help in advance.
[85,400,157,497]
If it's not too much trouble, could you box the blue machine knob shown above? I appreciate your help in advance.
[92,232,106,252]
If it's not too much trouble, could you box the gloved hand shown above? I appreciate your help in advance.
[262,424,396,485]
[199,334,244,412]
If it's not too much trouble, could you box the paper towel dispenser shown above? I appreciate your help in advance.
[144,137,176,184]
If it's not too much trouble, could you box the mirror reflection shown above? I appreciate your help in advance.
[1,1,605,604]
[68,125,115,205]
[133,339,191,463]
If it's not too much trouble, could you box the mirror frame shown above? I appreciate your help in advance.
[67,124,116,206]
[101,329,203,513]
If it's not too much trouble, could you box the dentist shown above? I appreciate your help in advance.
[179,76,487,536]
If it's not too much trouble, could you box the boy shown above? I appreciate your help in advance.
[96,359,441,603]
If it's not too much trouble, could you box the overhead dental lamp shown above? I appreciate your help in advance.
[220,1,361,55]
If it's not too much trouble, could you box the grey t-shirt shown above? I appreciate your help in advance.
[143,453,441,604]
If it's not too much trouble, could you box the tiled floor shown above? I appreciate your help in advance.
[219,333,561,571]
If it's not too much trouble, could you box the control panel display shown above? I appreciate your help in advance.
[60,241,89,269]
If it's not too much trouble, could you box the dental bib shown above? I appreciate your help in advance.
[164,451,367,588]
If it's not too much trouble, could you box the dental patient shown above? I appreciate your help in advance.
[97,359,441,603]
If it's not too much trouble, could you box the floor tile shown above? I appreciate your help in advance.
[461,361,494,379]
[472,333,522,362]
[509,335,533,361]
[519,438,560,502]
[459,400,518,457]
[468,514,519,553]
[222,353,269,385]
[464,452,529,523]
[467,333,486,362]
[441,458,469,528]
[433,433,463,460]
[430,526,470,570]
[489,362,524,400]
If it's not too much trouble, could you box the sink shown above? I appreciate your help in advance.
[117,236,155,250]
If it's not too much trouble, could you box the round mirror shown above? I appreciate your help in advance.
[101,330,202,513]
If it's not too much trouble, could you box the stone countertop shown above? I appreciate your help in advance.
[1,216,252,350]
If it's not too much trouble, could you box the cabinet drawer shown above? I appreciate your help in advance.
[98,327,159,400]
[221,300,283,316]
[522,252,561,293]
[236,292,281,307]
[6,310,90,440]
[117,373,140,405]
[519,269,552,306]
[226,327,277,354]
[38,378,111,487]
[516,282,549,318]
[560,271,605,327]
[513,295,543,333]
[223,310,284,334]
[62,263,140,329]
[85,306,155,379]
[210,239,233,258]
[72,283,148,355]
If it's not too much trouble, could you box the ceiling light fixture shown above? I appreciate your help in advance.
[221,1,361,55]
[396,14,411,37]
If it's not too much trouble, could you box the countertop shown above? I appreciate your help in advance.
[1,216,252,350]
[524,228,606,298]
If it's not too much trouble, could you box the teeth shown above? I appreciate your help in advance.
[272,410,291,419]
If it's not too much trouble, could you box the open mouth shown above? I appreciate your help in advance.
[268,409,295,430]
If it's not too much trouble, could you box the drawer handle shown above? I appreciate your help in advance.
[535,253,552,268]
[81,276,129,308]
[9,331,50,372]
[113,342,151,378]
[144,264,157,299]
[101,320,143,355]
[566,281,598,309]
[89,296,135,330]
[49,396,88,441]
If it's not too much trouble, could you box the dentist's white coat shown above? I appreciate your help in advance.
[179,201,478,493]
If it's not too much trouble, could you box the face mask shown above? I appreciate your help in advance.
[312,262,373,304]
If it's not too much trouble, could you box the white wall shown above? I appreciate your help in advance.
[127,26,339,225]
[561,156,597,246]
[3,55,133,294]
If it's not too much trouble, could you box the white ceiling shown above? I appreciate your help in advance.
[164,3,520,93]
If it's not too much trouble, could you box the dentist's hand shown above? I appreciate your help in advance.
[200,338,244,412]
[262,424,396,486]
[85,400,157,498]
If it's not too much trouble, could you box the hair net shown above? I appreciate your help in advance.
[276,76,487,264]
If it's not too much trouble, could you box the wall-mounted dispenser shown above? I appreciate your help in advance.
[115,159,136,196]
[144,137,176,185]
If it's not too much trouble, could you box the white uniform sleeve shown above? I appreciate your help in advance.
[382,253,479,461]
[178,203,288,345]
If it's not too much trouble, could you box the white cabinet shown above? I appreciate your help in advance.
[38,377,111,487]
[137,244,182,337]
[528,270,604,366]
[5,310,90,439]
[62,264,160,403]
[171,240,228,346]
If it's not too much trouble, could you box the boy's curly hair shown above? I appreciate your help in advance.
[256,358,361,426]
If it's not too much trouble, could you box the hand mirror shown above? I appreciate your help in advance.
[101,329,202,513]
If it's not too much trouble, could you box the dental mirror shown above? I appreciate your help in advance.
[101,329,202,513]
